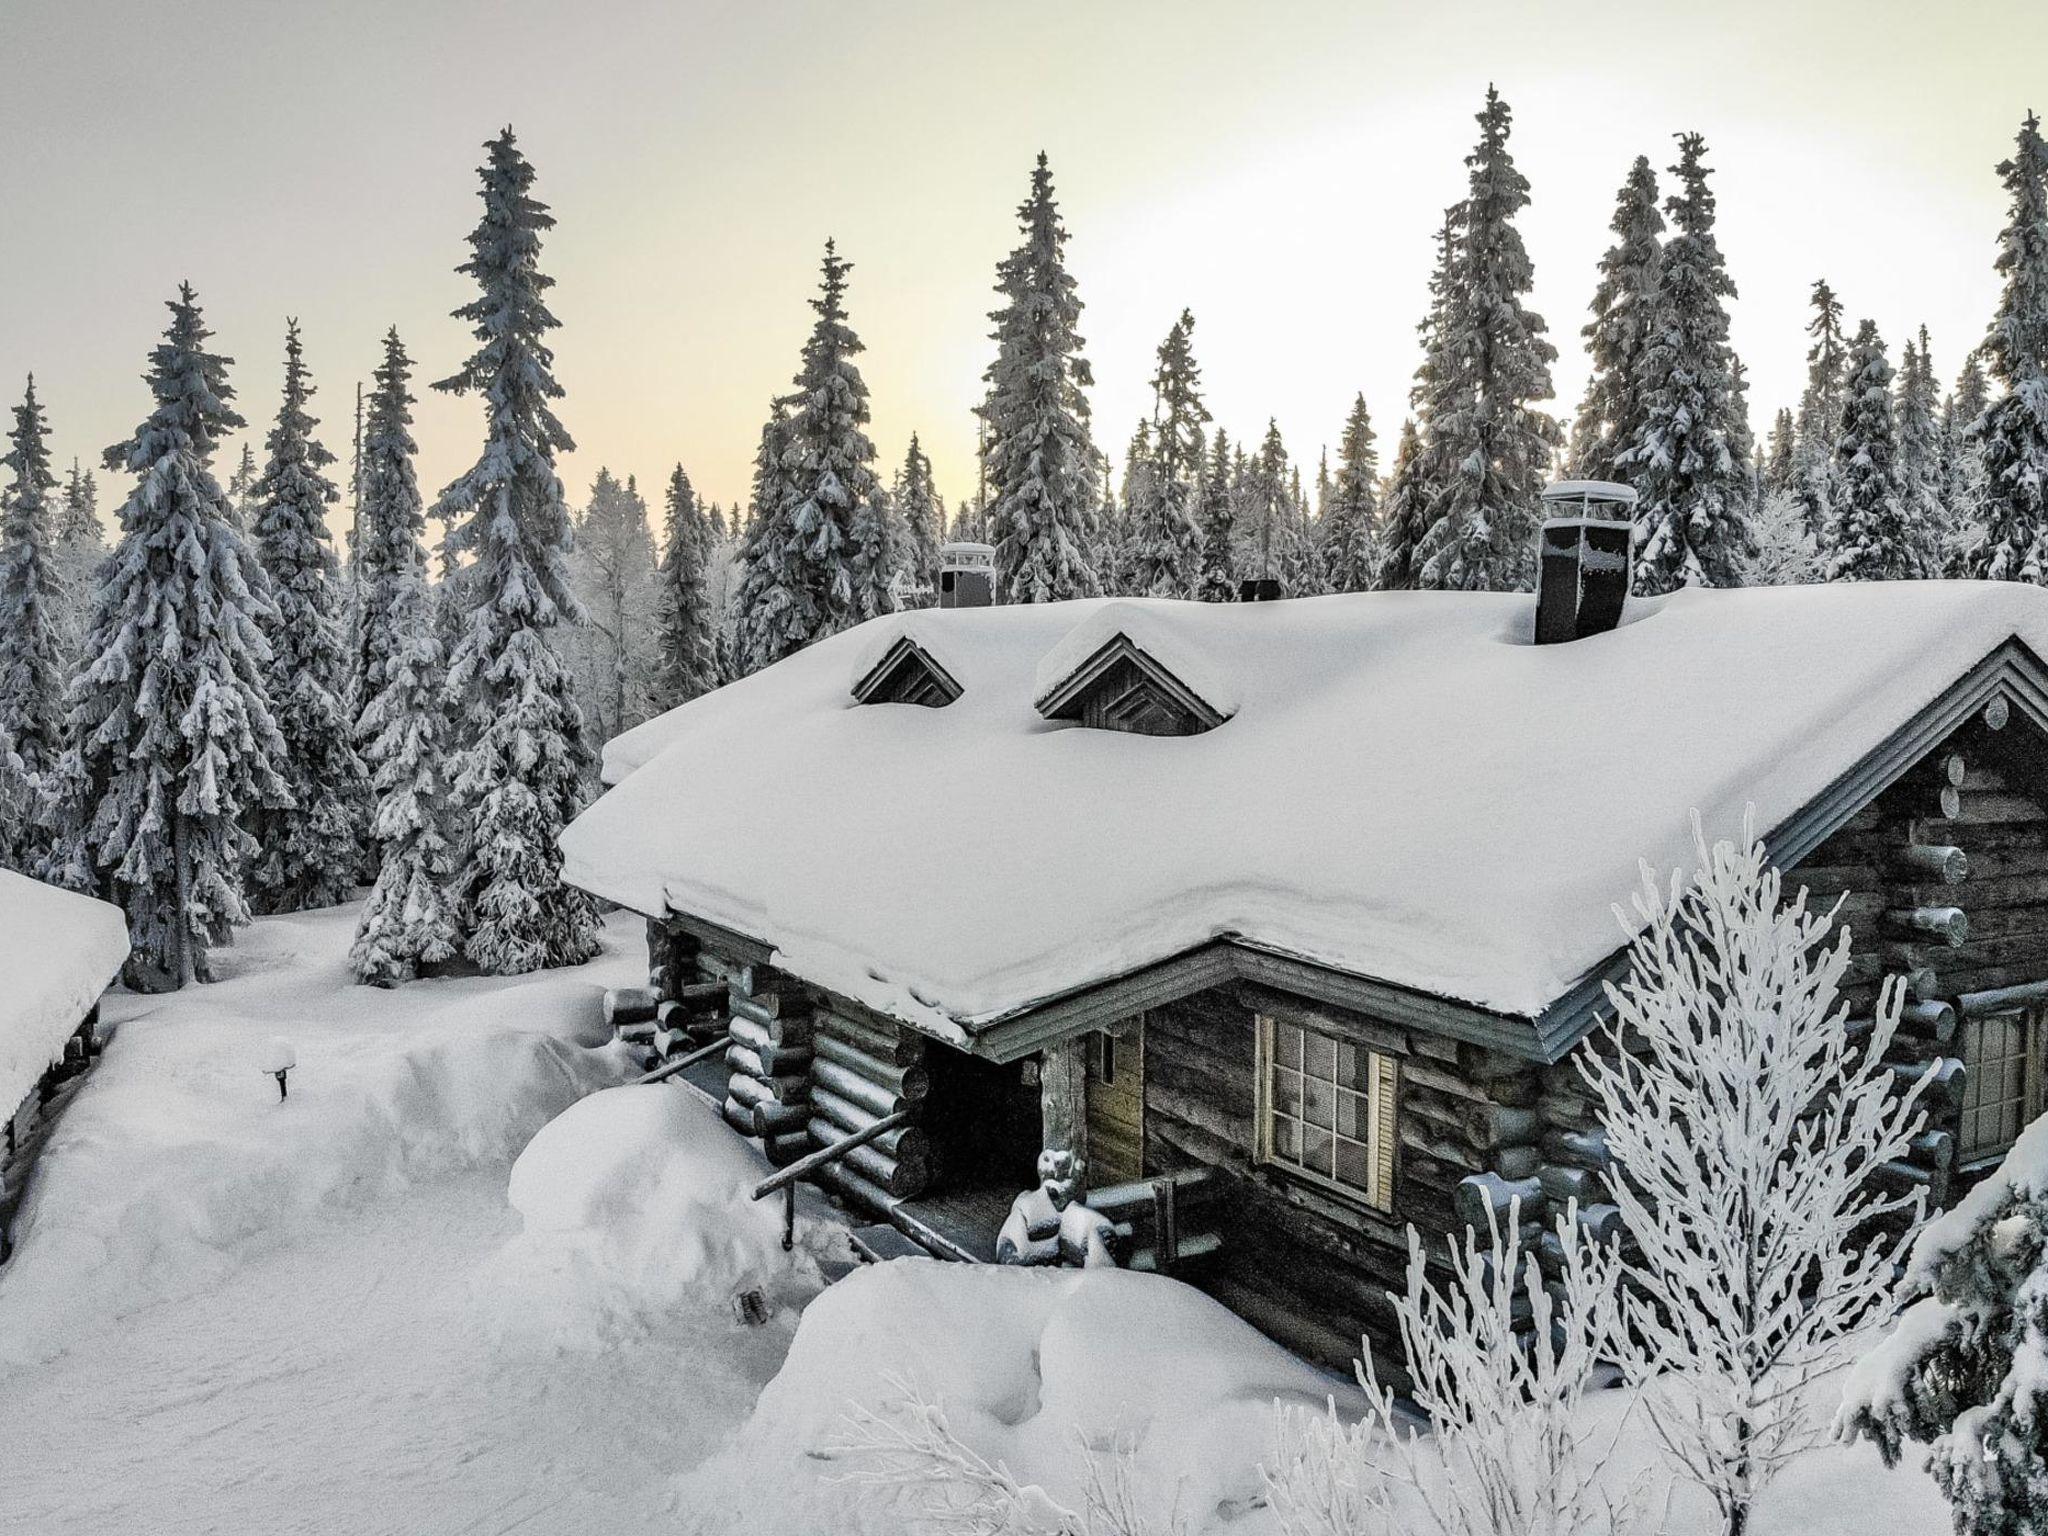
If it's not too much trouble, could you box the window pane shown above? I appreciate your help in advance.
[1335,1088,1365,1140]
[1304,1031,1336,1081]
[1274,1067,1303,1118]
[1303,1075,1334,1129]
[1302,1124,1335,1175]
[1335,1137,1371,1192]
[1273,1114,1300,1162]
[1275,1024,1302,1069]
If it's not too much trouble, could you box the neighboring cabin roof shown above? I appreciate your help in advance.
[569,583,2048,1060]
[0,871,127,1113]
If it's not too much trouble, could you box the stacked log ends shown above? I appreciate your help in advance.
[808,1010,931,1201]
[726,972,813,1167]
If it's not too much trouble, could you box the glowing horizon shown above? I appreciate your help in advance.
[1,0,2042,530]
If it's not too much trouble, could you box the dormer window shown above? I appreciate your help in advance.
[1032,603,1235,737]
[851,634,963,708]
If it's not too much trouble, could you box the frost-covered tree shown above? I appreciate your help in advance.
[1793,278,1849,542]
[0,726,33,873]
[1573,155,1664,483]
[571,467,661,739]
[1415,89,1560,591]
[731,401,805,675]
[1581,812,1929,1536]
[1896,325,1948,577]
[1968,111,2048,584]
[983,154,1102,603]
[1624,134,1753,592]
[1941,352,1993,573]
[246,320,370,913]
[652,463,718,710]
[225,442,258,532]
[894,434,943,604]
[1825,321,1915,582]
[1194,426,1236,601]
[1265,1198,1637,1536]
[50,461,104,668]
[1239,419,1296,588]
[1763,408,1797,495]
[350,331,457,987]
[432,128,599,974]
[0,375,67,778]
[62,285,291,990]
[1375,419,1429,592]
[1320,395,1380,592]
[1842,1120,2048,1536]
[1742,488,1822,586]
[1126,310,1207,598]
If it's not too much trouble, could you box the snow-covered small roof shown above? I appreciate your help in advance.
[0,871,127,1112]
[1031,601,1238,723]
[570,584,2048,1044]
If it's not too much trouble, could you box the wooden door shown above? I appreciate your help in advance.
[1086,1017,1145,1186]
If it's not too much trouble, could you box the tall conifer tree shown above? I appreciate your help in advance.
[652,464,718,710]
[1321,394,1381,592]
[1194,427,1236,601]
[247,320,369,913]
[1376,419,1430,591]
[1826,321,1914,580]
[983,154,1101,603]
[731,402,804,674]
[1624,134,1753,591]
[62,286,290,990]
[894,434,943,602]
[1969,111,2048,583]
[1793,278,1849,541]
[1573,156,1664,482]
[1127,310,1207,598]
[0,375,66,778]
[1895,326,1947,576]
[432,128,599,974]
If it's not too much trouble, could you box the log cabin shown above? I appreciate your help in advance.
[560,484,2048,1372]
[0,870,128,1260]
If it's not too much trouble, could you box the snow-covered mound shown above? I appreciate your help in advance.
[474,1085,827,1349]
[570,583,2048,1033]
[0,904,639,1364]
[0,869,127,1114]
[675,1258,1359,1534]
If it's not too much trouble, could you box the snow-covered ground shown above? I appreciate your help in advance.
[0,901,1964,1535]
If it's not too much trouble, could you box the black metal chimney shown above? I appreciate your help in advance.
[1534,480,1638,644]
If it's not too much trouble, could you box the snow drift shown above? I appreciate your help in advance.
[474,1084,827,1349]
[675,1258,1358,1534]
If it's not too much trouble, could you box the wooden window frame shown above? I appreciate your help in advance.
[1254,1012,1397,1212]
[1959,1005,2045,1168]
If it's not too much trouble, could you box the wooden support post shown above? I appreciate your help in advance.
[1040,1035,1091,1196]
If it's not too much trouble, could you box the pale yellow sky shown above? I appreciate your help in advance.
[0,0,2041,523]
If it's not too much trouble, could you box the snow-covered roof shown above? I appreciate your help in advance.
[1030,601,1238,724]
[0,871,127,1112]
[568,584,2048,1046]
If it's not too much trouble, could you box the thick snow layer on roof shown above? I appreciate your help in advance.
[564,584,2048,1031]
[0,871,127,1113]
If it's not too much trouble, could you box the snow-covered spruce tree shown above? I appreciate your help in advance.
[0,726,33,873]
[1623,133,1753,593]
[1968,111,2048,584]
[571,467,661,739]
[1573,155,1664,483]
[1824,320,1916,582]
[0,375,67,779]
[246,319,370,914]
[1265,1198,1638,1536]
[1415,89,1560,592]
[1940,352,1992,573]
[1319,395,1380,592]
[1581,811,1929,1536]
[893,434,943,604]
[1764,408,1797,495]
[1742,488,1822,586]
[1896,326,1949,577]
[432,127,599,974]
[651,463,719,710]
[1840,1120,2048,1536]
[1281,464,1325,597]
[64,285,292,990]
[50,461,105,668]
[983,153,1102,603]
[1194,426,1236,601]
[1126,309,1207,598]
[1238,419,1294,587]
[730,400,805,675]
[1793,278,1849,543]
[1375,419,1429,591]
[350,331,458,987]
[225,441,258,532]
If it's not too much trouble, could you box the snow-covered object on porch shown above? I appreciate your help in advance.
[675,1257,1360,1532]
[0,869,127,1116]
[474,1084,827,1349]
[567,583,2048,1035]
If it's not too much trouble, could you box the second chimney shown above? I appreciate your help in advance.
[1535,480,1638,644]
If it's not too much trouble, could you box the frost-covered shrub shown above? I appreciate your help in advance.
[1840,1117,2048,1536]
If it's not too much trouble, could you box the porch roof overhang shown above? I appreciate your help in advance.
[646,636,2048,1069]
